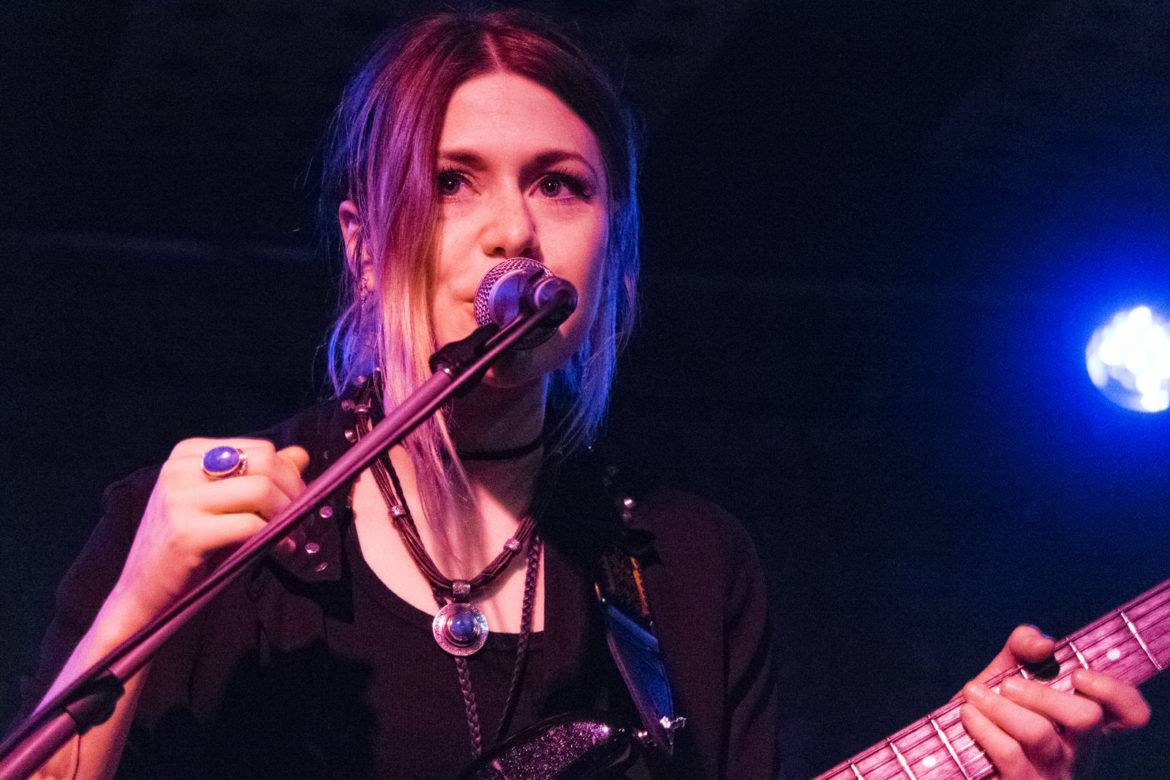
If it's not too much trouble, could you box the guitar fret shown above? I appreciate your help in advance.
[1067,639,1090,670]
[1121,609,1165,671]
[887,710,985,779]
[1138,591,1170,671]
[942,710,994,778]
[929,717,972,780]
[811,577,1170,780]
[887,739,919,780]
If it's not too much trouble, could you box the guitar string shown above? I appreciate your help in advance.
[878,615,1151,778]
[850,620,1170,780]
[829,583,1170,779]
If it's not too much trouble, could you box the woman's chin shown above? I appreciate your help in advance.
[477,337,575,388]
[476,358,547,392]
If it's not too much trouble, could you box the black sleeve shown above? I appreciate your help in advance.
[637,489,782,779]
[720,512,783,779]
[16,470,157,724]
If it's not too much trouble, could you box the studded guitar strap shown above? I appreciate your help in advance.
[594,489,686,756]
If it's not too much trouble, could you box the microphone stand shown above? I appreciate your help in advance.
[0,289,577,779]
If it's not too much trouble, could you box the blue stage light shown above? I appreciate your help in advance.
[1086,305,1170,413]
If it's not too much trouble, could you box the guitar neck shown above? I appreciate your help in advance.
[814,578,1170,780]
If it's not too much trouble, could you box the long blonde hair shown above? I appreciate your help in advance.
[321,10,640,527]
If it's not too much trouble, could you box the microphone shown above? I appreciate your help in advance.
[473,258,578,349]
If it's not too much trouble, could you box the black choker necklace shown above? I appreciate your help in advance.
[456,432,544,462]
[355,413,536,655]
[351,373,540,756]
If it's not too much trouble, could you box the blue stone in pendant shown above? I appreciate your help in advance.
[449,610,479,643]
[433,602,489,656]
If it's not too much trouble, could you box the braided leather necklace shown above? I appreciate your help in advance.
[353,395,540,756]
[367,454,536,655]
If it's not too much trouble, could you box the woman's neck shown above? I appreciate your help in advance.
[385,443,538,576]
[369,376,546,572]
[448,377,547,455]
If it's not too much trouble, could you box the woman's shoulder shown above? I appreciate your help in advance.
[558,446,762,587]
[247,396,352,475]
[632,485,762,592]
[634,486,744,540]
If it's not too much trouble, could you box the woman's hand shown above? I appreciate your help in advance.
[30,438,310,780]
[959,625,1150,779]
[110,438,310,625]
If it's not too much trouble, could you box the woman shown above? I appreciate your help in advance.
[20,9,1148,780]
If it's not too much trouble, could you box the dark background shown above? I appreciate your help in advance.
[3,1,1170,776]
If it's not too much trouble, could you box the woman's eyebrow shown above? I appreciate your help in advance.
[436,148,602,183]
[525,150,599,180]
[436,149,488,169]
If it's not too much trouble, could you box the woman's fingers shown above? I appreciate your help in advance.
[275,445,311,487]
[999,676,1104,734]
[975,626,1056,682]
[962,681,1071,777]
[1002,625,1058,665]
[1071,670,1151,733]
[166,440,308,510]
[959,636,1151,780]
[172,439,306,488]
[172,440,311,555]
[118,438,312,614]
[174,511,272,553]
[958,624,1111,779]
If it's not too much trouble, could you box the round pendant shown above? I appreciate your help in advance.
[433,601,489,656]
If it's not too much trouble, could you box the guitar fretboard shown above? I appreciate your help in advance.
[813,578,1170,779]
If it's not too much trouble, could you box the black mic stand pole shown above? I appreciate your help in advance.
[0,289,577,779]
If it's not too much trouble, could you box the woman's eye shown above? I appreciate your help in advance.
[540,177,565,197]
[437,170,465,196]
[537,173,590,200]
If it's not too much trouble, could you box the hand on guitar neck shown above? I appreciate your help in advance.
[816,577,1167,780]
[958,624,1150,779]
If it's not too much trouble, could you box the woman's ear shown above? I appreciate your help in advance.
[338,200,363,271]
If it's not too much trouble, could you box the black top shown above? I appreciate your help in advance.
[19,396,781,778]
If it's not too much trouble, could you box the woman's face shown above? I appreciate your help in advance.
[430,71,610,389]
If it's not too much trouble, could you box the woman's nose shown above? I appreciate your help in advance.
[482,191,538,260]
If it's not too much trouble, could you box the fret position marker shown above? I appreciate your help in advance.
[810,581,1170,780]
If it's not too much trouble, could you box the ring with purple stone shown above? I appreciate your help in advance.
[201,445,248,480]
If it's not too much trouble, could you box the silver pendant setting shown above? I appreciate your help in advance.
[433,601,489,656]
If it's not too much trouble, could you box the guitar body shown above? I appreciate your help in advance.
[457,712,638,779]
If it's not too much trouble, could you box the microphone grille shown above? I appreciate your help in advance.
[473,258,552,327]
[473,258,558,350]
